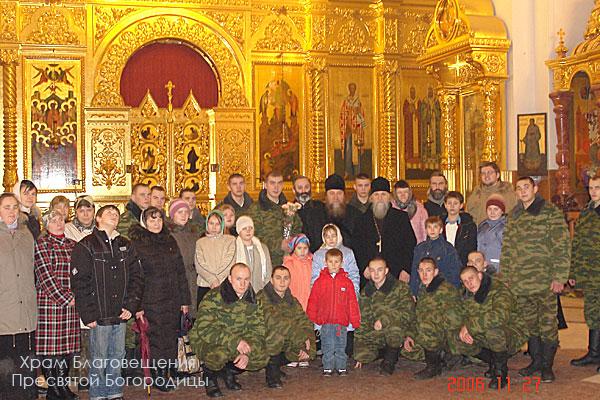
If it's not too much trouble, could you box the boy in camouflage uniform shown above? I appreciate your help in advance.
[403,257,462,380]
[256,265,315,389]
[500,176,570,383]
[189,263,268,398]
[453,266,527,389]
[243,171,302,265]
[354,257,415,375]
[570,175,600,370]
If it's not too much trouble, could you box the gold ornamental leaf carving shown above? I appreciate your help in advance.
[93,16,246,108]
[24,5,82,45]
[0,2,17,41]
[94,6,137,46]
[139,91,159,118]
[203,10,244,45]
[91,128,127,190]
[474,53,505,74]
[398,11,431,56]
[0,48,19,64]
[218,128,251,189]
[254,17,302,52]
[182,90,202,119]
[312,15,327,51]
[330,18,372,54]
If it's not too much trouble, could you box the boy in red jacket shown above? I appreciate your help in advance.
[307,248,361,376]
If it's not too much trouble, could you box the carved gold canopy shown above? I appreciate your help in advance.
[417,0,510,193]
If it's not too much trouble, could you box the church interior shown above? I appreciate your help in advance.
[2,0,600,398]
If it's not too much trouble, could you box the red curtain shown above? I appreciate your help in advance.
[120,42,219,108]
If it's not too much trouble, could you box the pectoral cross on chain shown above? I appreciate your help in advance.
[376,239,382,253]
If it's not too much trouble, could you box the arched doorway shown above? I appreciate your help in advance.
[122,41,218,205]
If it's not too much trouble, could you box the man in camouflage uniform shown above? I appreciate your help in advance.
[117,183,150,239]
[570,175,600,370]
[403,257,462,380]
[189,263,268,398]
[500,176,570,383]
[354,257,414,375]
[256,266,315,388]
[453,266,527,389]
[244,171,302,265]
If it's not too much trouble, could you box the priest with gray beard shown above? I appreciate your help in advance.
[352,177,417,289]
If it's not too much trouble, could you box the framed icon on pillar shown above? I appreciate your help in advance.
[517,113,547,177]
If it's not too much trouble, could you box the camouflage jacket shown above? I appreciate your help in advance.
[407,276,462,338]
[570,202,600,287]
[356,275,415,338]
[500,195,571,295]
[189,279,266,358]
[243,190,302,265]
[461,274,527,351]
[256,282,314,356]
[117,201,143,239]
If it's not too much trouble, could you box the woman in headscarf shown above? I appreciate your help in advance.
[13,179,41,239]
[194,210,236,305]
[64,195,95,242]
[129,207,190,392]
[0,193,37,400]
[168,199,202,319]
[392,180,428,244]
[34,210,80,400]
[234,216,272,291]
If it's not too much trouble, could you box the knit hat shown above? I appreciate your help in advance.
[235,215,254,233]
[486,196,506,213]
[370,177,390,194]
[168,199,189,219]
[325,174,345,191]
[288,233,310,253]
[74,195,94,210]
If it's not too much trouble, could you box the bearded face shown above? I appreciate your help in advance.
[370,191,391,219]
[430,187,447,201]
[295,191,311,205]
[326,198,347,219]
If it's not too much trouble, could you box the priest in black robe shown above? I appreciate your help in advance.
[352,177,417,288]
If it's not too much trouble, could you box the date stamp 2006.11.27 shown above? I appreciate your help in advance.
[447,376,541,394]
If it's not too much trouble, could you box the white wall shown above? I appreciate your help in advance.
[493,0,594,170]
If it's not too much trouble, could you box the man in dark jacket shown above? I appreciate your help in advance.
[216,173,254,213]
[353,177,416,288]
[117,183,151,238]
[70,205,144,400]
[442,191,477,266]
[293,175,327,253]
[424,171,448,217]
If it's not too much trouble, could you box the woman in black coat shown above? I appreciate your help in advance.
[129,207,190,392]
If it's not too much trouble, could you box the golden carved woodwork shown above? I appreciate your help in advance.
[2,53,18,192]
[305,56,327,190]
[21,4,85,45]
[376,58,398,181]
[480,79,500,163]
[0,1,18,42]
[438,89,458,171]
[93,6,137,47]
[253,16,303,52]
[91,128,127,190]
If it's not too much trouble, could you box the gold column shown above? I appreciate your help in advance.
[376,58,398,181]
[480,79,500,163]
[438,88,458,190]
[306,55,327,191]
[1,49,18,192]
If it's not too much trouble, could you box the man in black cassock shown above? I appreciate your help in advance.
[295,174,361,253]
[352,177,417,288]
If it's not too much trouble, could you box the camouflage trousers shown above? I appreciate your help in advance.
[266,328,316,362]
[584,286,600,329]
[516,291,558,343]
[401,326,454,361]
[198,340,268,372]
[354,328,404,364]
[449,326,526,356]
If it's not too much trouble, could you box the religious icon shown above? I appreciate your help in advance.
[142,145,157,174]
[517,113,547,176]
[339,82,367,179]
[186,145,200,173]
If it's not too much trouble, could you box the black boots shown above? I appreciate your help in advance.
[42,358,78,400]
[266,355,283,388]
[204,368,223,398]
[541,341,558,383]
[488,351,509,389]
[379,346,400,376]
[519,337,542,376]
[414,349,442,380]
[223,363,242,391]
[571,329,600,366]
[151,367,175,392]
[474,348,493,378]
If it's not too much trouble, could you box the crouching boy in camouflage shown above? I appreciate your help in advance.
[453,266,527,389]
[403,257,462,380]
[189,263,268,398]
[354,257,415,375]
[257,265,315,389]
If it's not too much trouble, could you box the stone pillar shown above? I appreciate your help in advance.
[1,49,18,192]
[438,88,459,191]
[376,58,398,181]
[305,56,327,191]
[549,90,577,211]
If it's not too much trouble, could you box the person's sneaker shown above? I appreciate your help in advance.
[298,361,310,368]
[322,369,333,376]
[286,362,299,368]
[337,369,348,376]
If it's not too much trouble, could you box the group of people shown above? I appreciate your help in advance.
[1,162,599,400]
